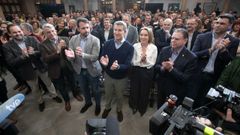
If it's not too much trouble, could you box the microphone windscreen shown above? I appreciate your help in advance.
[0,93,25,123]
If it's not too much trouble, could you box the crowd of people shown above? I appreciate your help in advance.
[0,8,240,134]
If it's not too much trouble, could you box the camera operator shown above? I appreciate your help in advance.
[216,56,240,93]
[212,56,240,133]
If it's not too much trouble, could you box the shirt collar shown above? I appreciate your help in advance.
[13,36,25,44]
[114,38,125,45]
[212,32,227,39]
[80,34,89,40]
[171,46,184,55]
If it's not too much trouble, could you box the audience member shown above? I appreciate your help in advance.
[155,28,197,107]
[65,18,102,116]
[129,27,157,116]
[100,21,134,122]
[192,14,239,107]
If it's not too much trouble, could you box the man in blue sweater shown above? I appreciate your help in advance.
[100,21,134,122]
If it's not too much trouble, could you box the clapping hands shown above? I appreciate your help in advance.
[75,47,83,57]
[65,48,75,58]
[57,40,66,53]
[162,58,174,72]
[100,55,109,66]
[110,60,119,70]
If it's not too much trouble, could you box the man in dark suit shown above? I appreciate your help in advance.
[122,14,138,45]
[155,28,197,107]
[185,18,201,100]
[192,14,239,107]
[3,24,62,112]
[154,18,173,53]
[186,18,201,50]
[101,18,114,44]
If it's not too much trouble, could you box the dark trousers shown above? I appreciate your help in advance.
[129,66,154,115]
[7,65,26,86]
[0,79,8,103]
[52,72,70,102]
[194,72,218,108]
[75,69,100,106]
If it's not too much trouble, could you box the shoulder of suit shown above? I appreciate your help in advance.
[162,46,171,51]
[89,34,99,40]
[182,48,197,58]
[123,40,133,47]
[5,39,17,47]
[199,31,212,37]
[59,36,69,40]
[41,39,50,45]
[71,34,79,39]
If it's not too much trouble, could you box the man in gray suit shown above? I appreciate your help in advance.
[122,14,138,45]
[65,18,102,116]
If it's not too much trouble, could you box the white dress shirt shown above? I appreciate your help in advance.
[132,43,158,69]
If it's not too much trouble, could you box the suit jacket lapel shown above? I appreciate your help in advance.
[12,40,23,52]
[173,47,187,66]
[44,39,56,52]
[206,33,213,48]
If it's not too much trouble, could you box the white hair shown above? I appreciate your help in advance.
[42,23,56,31]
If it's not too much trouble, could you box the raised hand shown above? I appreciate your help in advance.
[65,48,75,58]
[27,46,34,55]
[22,48,29,57]
[75,46,82,57]
[162,58,174,72]
[100,55,109,66]
[110,60,119,70]
[141,54,146,63]
[57,40,66,53]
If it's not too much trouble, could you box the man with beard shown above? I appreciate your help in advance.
[65,18,102,116]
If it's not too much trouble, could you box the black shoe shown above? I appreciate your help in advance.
[102,109,111,118]
[95,106,101,116]
[65,101,71,112]
[39,102,45,112]
[52,96,62,103]
[117,111,123,122]
[80,103,92,113]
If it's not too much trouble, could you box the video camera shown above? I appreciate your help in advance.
[206,85,240,122]
[206,85,240,106]
[149,95,223,135]
[86,116,119,135]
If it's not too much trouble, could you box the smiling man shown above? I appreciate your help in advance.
[100,21,134,122]
[65,18,102,116]
[155,28,197,107]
